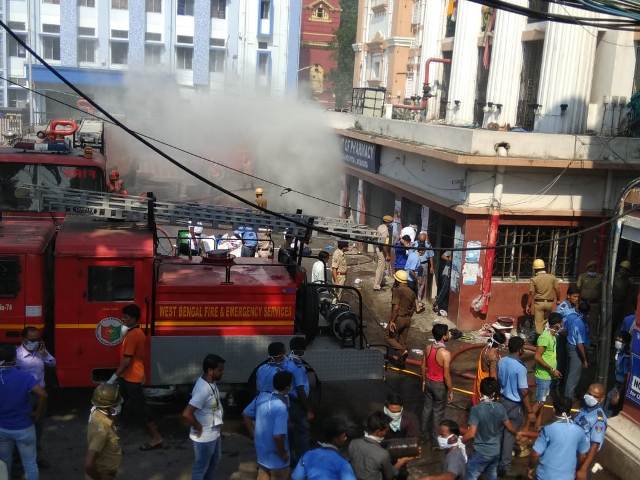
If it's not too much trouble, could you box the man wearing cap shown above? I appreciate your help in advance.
[255,187,267,209]
[613,260,633,332]
[387,270,417,357]
[526,259,561,335]
[374,215,394,291]
[85,384,123,480]
[331,241,349,301]
[577,260,603,338]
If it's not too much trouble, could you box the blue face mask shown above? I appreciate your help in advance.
[24,341,40,352]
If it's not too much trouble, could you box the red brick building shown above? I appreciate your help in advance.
[299,0,342,106]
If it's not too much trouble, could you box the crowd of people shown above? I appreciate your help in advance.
[0,247,636,480]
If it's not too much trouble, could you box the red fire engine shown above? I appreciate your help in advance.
[0,128,382,388]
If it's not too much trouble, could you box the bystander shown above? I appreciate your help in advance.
[286,337,313,464]
[471,332,506,405]
[422,324,453,445]
[564,301,590,401]
[418,419,467,480]
[532,313,563,429]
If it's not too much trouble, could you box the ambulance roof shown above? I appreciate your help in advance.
[55,222,154,258]
[157,259,296,288]
[0,220,56,254]
[0,148,106,170]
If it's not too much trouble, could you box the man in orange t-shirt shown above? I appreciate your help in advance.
[109,304,163,450]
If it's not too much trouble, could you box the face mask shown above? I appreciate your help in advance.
[24,341,40,352]
[437,434,454,449]
[383,406,403,432]
[480,395,494,403]
[110,403,122,416]
[584,394,599,407]
[615,341,624,351]
[120,325,130,336]
[289,353,304,362]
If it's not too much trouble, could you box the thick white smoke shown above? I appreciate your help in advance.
[101,72,343,217]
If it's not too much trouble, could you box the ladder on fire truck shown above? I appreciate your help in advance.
[27,185,379,241]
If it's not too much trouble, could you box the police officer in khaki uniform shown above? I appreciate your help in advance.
[255,187,267,209]
[85,384,123,480]
[526,259,561,334]
[373,215,393,291]
[256,228,273,258]
[386,270,416,355]
[577,260,603,338]
[613,260,633,331]
[331,240,349,300]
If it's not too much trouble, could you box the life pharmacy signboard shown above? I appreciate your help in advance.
[626,327,640,407]
[342,137,380,173]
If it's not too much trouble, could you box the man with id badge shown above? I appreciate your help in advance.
[183,354,226,480]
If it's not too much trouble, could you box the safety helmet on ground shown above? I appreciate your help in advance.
[92,384,122,408]
[394,270,409,283]
[532,259,545,270]
[620,260,632,270]
[255,187,264,195]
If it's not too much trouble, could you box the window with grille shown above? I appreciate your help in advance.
[78,38,96,63]
[112,0,128,9]
[258,41,268,49]
[145,32,162,42]
[78,27,96,36]
[492,225,580,281]
[111,30,129,39]
[177,35,193,44]
[260,0,270,20]
[211,0,226,19]
[8,22,26,31]
[146,0,162,13]
[527,0,549,23]
[178,0,194,15]
[8,34,27,57]
[111,42,128,64]
[210,38,225,47]
[176,47,193,69]
[42,36,60,60]
[79,0,96,7]
[145,44,163,65]
[42,24,60,34]
[209,49,225,73]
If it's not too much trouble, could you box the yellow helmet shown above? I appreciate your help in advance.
[620,260,632,270]
[393,270,409,283]
[255,187,264,195]
[532,259,545,270]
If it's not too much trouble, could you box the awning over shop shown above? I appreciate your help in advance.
[30,65,125,87]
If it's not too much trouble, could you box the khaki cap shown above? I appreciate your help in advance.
[382,215,393,223]
[394,270,409,283]
[620,260,632,269]
[533,259,545,270]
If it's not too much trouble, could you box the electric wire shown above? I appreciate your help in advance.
[1,21,638,254]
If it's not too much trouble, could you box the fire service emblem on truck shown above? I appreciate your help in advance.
[96,317,126,346]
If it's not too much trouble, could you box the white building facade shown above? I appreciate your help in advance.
[353,0,637,135]
[0,0,302,110]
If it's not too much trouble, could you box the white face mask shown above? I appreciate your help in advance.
[437,434,454,449]
[383,406,403,432]
[584,394,599,408]
[120,325,130,336]
[615,341,624,351]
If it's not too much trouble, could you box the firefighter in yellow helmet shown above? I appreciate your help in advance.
[526,259,561,334]
[255,187,267,209]
[85,384,123,480]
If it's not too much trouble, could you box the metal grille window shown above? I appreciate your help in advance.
[79,0,96,7]
[112,0,128,9]
[42,24,60,34]
[516,40,543,130]
[439,51,453,120]
[88,266,134,302]
[145,44,163,65]
[177,35,193,44]
[209,49,225,73]
[176,47,193,70]
[178,0,194,15]
[0,257,20,298]
[474,46,489,126]
[493,225,580,280]
[78,38,96,63]
[527,0,549,23]
[146,0,162,13]
[78,27,96,37]
[111,30,129,39]
[8,34,27,57]
[145,32,162,42]
[211,0,226,19]
[111,42,128,64]
[42,36,60,60]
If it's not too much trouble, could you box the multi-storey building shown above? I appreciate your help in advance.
[299,0,341,105]
[0,0,302,116]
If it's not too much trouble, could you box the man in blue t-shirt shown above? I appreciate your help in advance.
[292,416,356,480]
[393,235,412,272]
[0,344,48,480]
[564,301,590,400]
[530,396,589,480]
[243,371,293,479]
[255,342,288,394]
[463,377,519,480]
[497,336,534,476]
